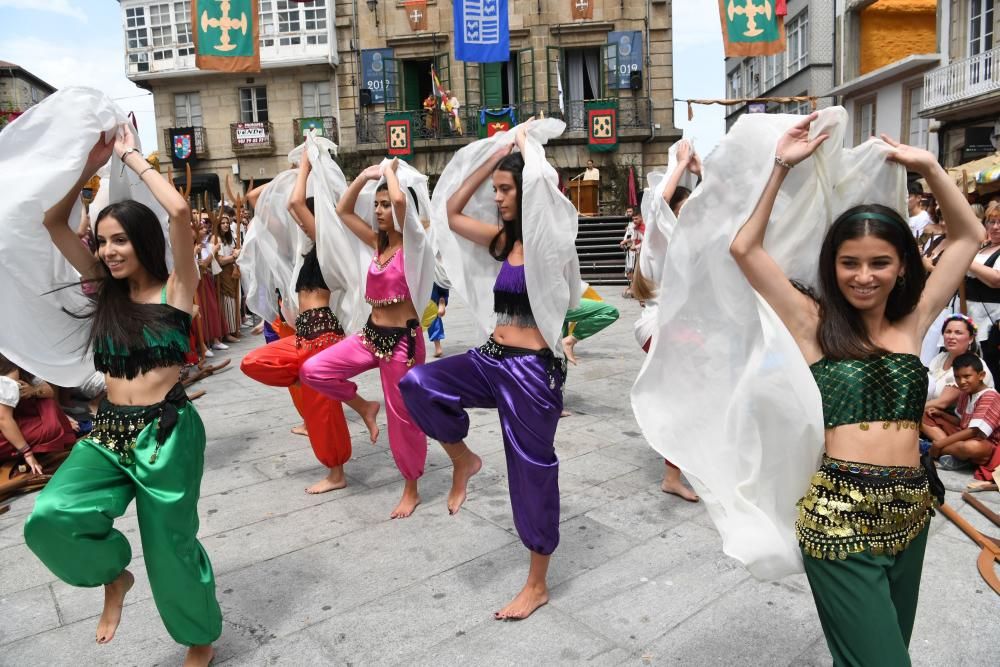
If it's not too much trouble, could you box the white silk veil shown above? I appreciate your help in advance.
[430,118,582,352]
[306,134,370,334]
[0,87,168,386]
[631,107,907,579]
[239,167,308,324]
[355,159,435,309]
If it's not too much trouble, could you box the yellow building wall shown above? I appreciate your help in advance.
[859,0,937,75]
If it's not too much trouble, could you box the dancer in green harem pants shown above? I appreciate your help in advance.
[561,297,619,364]
[801,526,929,667]
[25,396,221,647]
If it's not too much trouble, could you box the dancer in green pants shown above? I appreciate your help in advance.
[561,295,619,364]
[23,126,219,665]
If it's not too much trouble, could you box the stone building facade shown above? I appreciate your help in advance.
[118,0,679,206]
[0,60,56,120]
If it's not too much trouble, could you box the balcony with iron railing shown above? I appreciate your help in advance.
[922,47,1000,117]
[161,126,209,159]
[355,98,653,147]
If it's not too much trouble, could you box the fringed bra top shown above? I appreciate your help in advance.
[809,353,927,430]
[93,285,191,380]
[493,260,537,328]
[365,248,409,307]
[295,245,329,293]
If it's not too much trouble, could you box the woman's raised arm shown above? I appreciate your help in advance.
[336,165,381,249]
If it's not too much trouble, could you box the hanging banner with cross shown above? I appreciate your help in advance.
[404,0,428,31]
[571,0,594,20]
[454,0,509,63]
[585,99,618,153]
[193,0,260,72]
[718,0,786,57]
[385,112,414,161]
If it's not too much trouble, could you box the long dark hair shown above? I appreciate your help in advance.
[83,200,171,350]
[216,217,235,247]
[817,204,926,359]
[489,152,524,261]
[374,183,391,254]
[669,186,692,216]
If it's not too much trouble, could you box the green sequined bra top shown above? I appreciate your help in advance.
[809,353,927,430]
[92,287,191,380]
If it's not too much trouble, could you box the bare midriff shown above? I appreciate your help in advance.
[492,323,547,350]
[824,425,920,468]
[298,288,330,312]
[105,366,182,406]
[369,299,418,327]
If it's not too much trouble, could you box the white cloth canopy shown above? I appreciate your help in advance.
[0,87,167,386]
[430,118,581,353]
[631,107,907,580]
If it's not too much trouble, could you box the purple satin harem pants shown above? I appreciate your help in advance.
[399,344,563,555]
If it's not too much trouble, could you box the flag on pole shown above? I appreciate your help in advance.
[717,0,786,57]
[454,0,509,63]
[193,0,260,72]
[557,59,565,114]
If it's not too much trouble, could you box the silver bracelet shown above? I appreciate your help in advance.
[774,154,794,170]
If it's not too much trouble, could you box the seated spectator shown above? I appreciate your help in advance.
[924,315,993,417]
[923,354,1000,487]
[0,354,76,476]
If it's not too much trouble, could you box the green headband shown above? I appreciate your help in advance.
[842,211,903,228]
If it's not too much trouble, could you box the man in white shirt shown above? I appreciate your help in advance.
[582,159,600,181]
[908,181,931,238]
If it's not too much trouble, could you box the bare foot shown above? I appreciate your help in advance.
[291,423,309,436]
[661,478,700,502]
[183,644,214,667]
[494,583,549,620]
[561,335,578,366]
[305,468,346,494]
[447,451,482,515]
[360,401,380,444]
[434,342,443,358]
[391,480,421,518]
[96,570,134,644]
[559,410,571,418]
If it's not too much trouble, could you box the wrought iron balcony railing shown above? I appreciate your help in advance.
[923,47,1000,112]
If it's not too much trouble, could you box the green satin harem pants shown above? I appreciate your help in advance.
[801,525,929,667]
[23,402,222,646]
[563,298,620,341]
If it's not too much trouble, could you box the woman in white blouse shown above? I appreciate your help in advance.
[924,314,994,415]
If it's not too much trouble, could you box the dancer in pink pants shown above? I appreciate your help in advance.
[300,159,428,518]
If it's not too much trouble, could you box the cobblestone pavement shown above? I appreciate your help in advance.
[0,294,996,665]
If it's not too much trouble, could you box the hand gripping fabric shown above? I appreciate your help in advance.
[430,118,582,354]
[0,87,169,386]
[631,107,907,579]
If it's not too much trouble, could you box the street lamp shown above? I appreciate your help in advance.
[366,0,379,27]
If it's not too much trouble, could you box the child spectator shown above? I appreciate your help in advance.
[924,353,1000,488]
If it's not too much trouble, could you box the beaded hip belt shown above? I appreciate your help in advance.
[89,382,189,466]
[477,336,566,391]
[360,316,419,366]
[796,455,934,561]
[295,307,344,351]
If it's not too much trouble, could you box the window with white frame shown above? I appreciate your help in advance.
[129,51,149,73]
[149,3,171,47]
[786,12,809,74]
[174,2,193,57]
[175,92,203,127]
[302,1,327,44]
[258,0,328,48]
[240,86,269,122]
[855,97,877,146]
[745,57,761,97]
[969,0,996,57]
[301,81,332,117]
[906,85,929,149]
[764,52,784,90]
[729,68,742,98]
[125,5,148,50]
[260,1,276,47]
